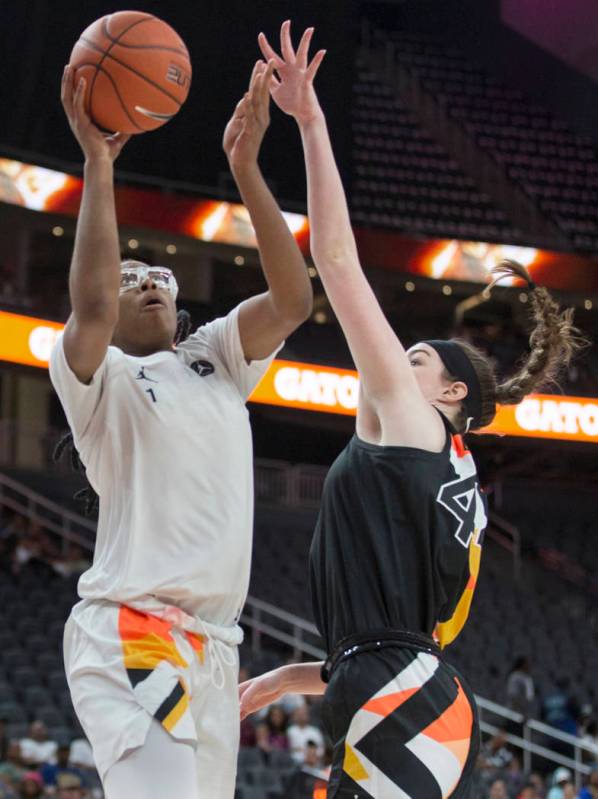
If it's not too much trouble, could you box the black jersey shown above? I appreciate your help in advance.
[309,419,487,653]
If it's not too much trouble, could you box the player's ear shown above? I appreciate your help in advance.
[443,380,468,402]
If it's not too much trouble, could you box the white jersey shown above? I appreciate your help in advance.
[49,307,279,627]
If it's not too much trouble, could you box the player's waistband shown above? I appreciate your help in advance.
[321,628,441,683]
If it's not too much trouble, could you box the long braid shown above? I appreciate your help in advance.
[489,261,585,405]
[449,260,587,433]
[54,309,193,514]
[52,431,99,516]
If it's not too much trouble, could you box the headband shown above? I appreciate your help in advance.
[423,340,483,430]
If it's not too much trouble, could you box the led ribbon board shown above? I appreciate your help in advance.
[2,156,598,291]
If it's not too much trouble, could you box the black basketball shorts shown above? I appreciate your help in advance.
[320,646,480,799]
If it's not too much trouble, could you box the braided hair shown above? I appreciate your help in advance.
[448,260,587,433]
[53,309,192,516]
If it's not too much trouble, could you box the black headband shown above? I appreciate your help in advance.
[422,340,483,429]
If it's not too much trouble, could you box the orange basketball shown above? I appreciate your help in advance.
[69,11,192,134]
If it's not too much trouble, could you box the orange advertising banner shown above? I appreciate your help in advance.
[482,394,598,444]
[2,310,596,443]
[0,311,64,368]
[249,358,359,416]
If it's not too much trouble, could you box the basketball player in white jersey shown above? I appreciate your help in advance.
[50,62,312,798]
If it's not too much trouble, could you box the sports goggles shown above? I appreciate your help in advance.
[119,266,179,300]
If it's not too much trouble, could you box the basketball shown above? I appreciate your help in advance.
[68,11,192,134]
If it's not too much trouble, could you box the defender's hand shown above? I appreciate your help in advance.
[258,20,326,126]
[239,669,286,720]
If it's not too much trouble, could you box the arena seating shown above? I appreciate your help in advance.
[499,480,598,577]
[0,571,78,742]
[351,60,523,243]
[379,31,598,253]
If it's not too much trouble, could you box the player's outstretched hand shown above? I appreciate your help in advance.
[223,60,275,172]
[239,669,285,720]
[258,20,326,126]
[61,65,130,163]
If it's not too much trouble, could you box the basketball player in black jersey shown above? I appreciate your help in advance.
[240,22,583,799]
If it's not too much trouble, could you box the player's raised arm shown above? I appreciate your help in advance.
[223,60,313,362]
[60,65,130,383]
[259,23,446,448]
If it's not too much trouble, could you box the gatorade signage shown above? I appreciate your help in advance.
[483,395,598,444]
[250,359,359,416]
[1,310,596,443]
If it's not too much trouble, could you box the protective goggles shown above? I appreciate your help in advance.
[119,266,179,300]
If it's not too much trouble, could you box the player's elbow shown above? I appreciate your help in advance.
[294,285,314,324]
[311,241,359,275]
[274,284,313,328]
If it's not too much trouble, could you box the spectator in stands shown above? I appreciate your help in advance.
[16,772,44,799]
[528,772,546,797]
[579,768,598,799]
[20,722,57,769]
[65,739,97,795]
[546,767,574,799]
[56,772,85,798]
[504,753,526,798]
[11,529,38,571]
[479,730,513,777]
[542,678,579,737]
[283,741,328,799]
[287,705,324,765]
[0,742,25,793]
[256,705,289,755]
[517,783,542,799]
[303,740,322,770]
[40,743,83,790]
[52,544,91,579]
[12,524,53,578]
[66,740,93,773]
[562,783,576,799]
[506,657,536,718]
[488,778,509,799]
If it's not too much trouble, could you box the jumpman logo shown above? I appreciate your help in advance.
[136,367,158,383]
